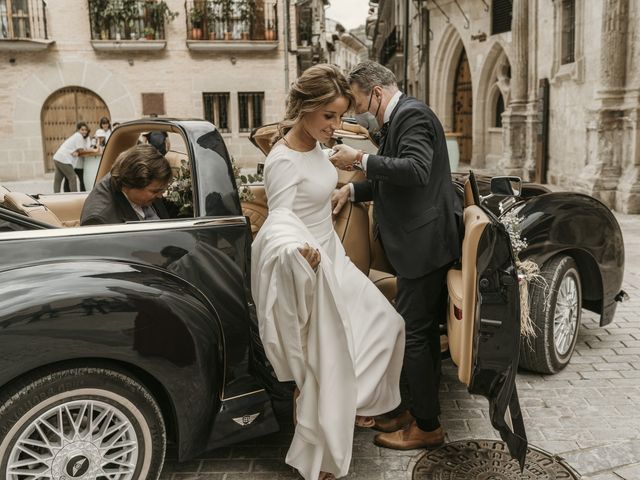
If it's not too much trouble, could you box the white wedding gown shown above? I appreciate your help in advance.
[251,143,405,479]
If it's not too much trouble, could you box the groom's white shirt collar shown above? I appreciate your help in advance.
[383,90,403,125]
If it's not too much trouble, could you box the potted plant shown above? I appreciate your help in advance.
[103,0,138,41]
[89,0,110,39]
[206,0,220,39]
[146,0,178,38]
[237,0,255,40]
[265,18,275,41]
[189,4,206,40]
[217,0,233,40]
[143,26,155,39]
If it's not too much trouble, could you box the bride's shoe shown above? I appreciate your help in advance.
[318,472,336,480]
[355,415,375,428]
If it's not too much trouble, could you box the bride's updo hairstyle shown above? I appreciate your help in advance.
[275,64,354,143]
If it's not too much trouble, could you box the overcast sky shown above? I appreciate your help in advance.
[326,0,370,30]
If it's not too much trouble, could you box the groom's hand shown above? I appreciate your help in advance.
[331,185,351,215]
[329,144,358,170]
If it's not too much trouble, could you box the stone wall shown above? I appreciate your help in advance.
[0,0,297,181]
[417,0,640,211]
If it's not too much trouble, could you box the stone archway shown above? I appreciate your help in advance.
[453,50,472,165]
[41,87,111,172]
[431,25,466,133]
[11,61,136,179]
[473,41,512,169]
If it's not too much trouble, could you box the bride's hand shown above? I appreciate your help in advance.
[331,185,351,215]
[298,243,321,271]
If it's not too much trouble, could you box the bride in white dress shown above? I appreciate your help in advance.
[251,64,405,480]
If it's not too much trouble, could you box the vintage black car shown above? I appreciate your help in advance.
[0,119,625,478]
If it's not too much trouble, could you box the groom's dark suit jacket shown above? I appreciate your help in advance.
[353,94,461,279]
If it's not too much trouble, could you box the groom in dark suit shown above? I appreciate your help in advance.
[331,61,461,450]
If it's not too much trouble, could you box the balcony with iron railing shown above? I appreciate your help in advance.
[0,0,53,50]
[185,0,278,52]
[88,0,179,51]
[379,26,403,67]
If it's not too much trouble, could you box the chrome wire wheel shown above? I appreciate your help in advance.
[7,399,138,480]
[553,270,580,357]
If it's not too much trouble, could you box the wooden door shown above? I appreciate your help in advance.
[453,50,473,165]
[41,87,110,171]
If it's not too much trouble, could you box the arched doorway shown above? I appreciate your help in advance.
[453,50,472,165]
[41,87,110,171]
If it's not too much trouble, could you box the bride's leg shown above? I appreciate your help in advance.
[293,386,300,426]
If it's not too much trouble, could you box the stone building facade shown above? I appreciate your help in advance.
[0,0,301,181]
[368,0,640,212]
[326,19,368,75]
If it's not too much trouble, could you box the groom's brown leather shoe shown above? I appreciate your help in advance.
[374,421,445,450]
[372,410,415,433]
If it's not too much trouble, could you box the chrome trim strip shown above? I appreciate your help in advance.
[0,216,247,241]
[222,389,266,402]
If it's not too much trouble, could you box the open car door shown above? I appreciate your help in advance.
[446,171,528,469]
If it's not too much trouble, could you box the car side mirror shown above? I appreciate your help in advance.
[490,176,522,197]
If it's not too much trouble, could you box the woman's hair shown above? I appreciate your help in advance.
[275,64,354,143]
[110,144,172,191]
[99,117,111,129]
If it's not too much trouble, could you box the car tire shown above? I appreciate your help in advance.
[519,255,582,374]
[0,366,166,480]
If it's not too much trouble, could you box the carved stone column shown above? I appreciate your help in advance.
[575,0,630,208]
[499,0,529,177]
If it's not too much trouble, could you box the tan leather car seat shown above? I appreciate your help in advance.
[3,192,64,227]
[241,185,269,238]
[446,182,490,386]
[36,193,87,227]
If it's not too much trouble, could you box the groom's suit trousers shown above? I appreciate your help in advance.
[395,263,450,421]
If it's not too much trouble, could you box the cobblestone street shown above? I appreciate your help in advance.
[161,213,640,480]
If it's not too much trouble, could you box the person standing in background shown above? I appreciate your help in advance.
[53,122,98,193]
[95,117,112,148]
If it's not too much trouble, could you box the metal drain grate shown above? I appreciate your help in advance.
[411,439,581,479]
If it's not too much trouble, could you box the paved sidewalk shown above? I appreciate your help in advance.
[160,212,640,479]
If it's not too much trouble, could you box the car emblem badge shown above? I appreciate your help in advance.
[66,455,90,477]
[232,412,260,426]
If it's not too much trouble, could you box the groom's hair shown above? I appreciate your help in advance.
[348,61,398,94]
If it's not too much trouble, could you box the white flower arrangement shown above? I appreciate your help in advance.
[500,209,543,339]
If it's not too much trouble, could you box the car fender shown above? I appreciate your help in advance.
[0,259,224,459]
[513,192,624,326]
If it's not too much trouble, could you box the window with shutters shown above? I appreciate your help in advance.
[551,0,583,83]
[238,92,264,133]
[561,0,575,64]
[491,0,512,35]
[203,93,230,133]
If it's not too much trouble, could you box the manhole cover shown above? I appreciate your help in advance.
[411,439,580,479]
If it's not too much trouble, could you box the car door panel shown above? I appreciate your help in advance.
[447,174,527,469]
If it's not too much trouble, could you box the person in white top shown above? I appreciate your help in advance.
[251,64,404,480]
[52,122,98,193]
[95,117,112,147]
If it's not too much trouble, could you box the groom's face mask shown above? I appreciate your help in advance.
[354,88,382,134]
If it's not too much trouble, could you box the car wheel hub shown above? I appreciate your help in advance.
[7,399,138,480]
[554,273,579,356]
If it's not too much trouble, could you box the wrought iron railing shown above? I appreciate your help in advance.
[88,0,178,41]
[0,0,49,40]
[185,0,278,41]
